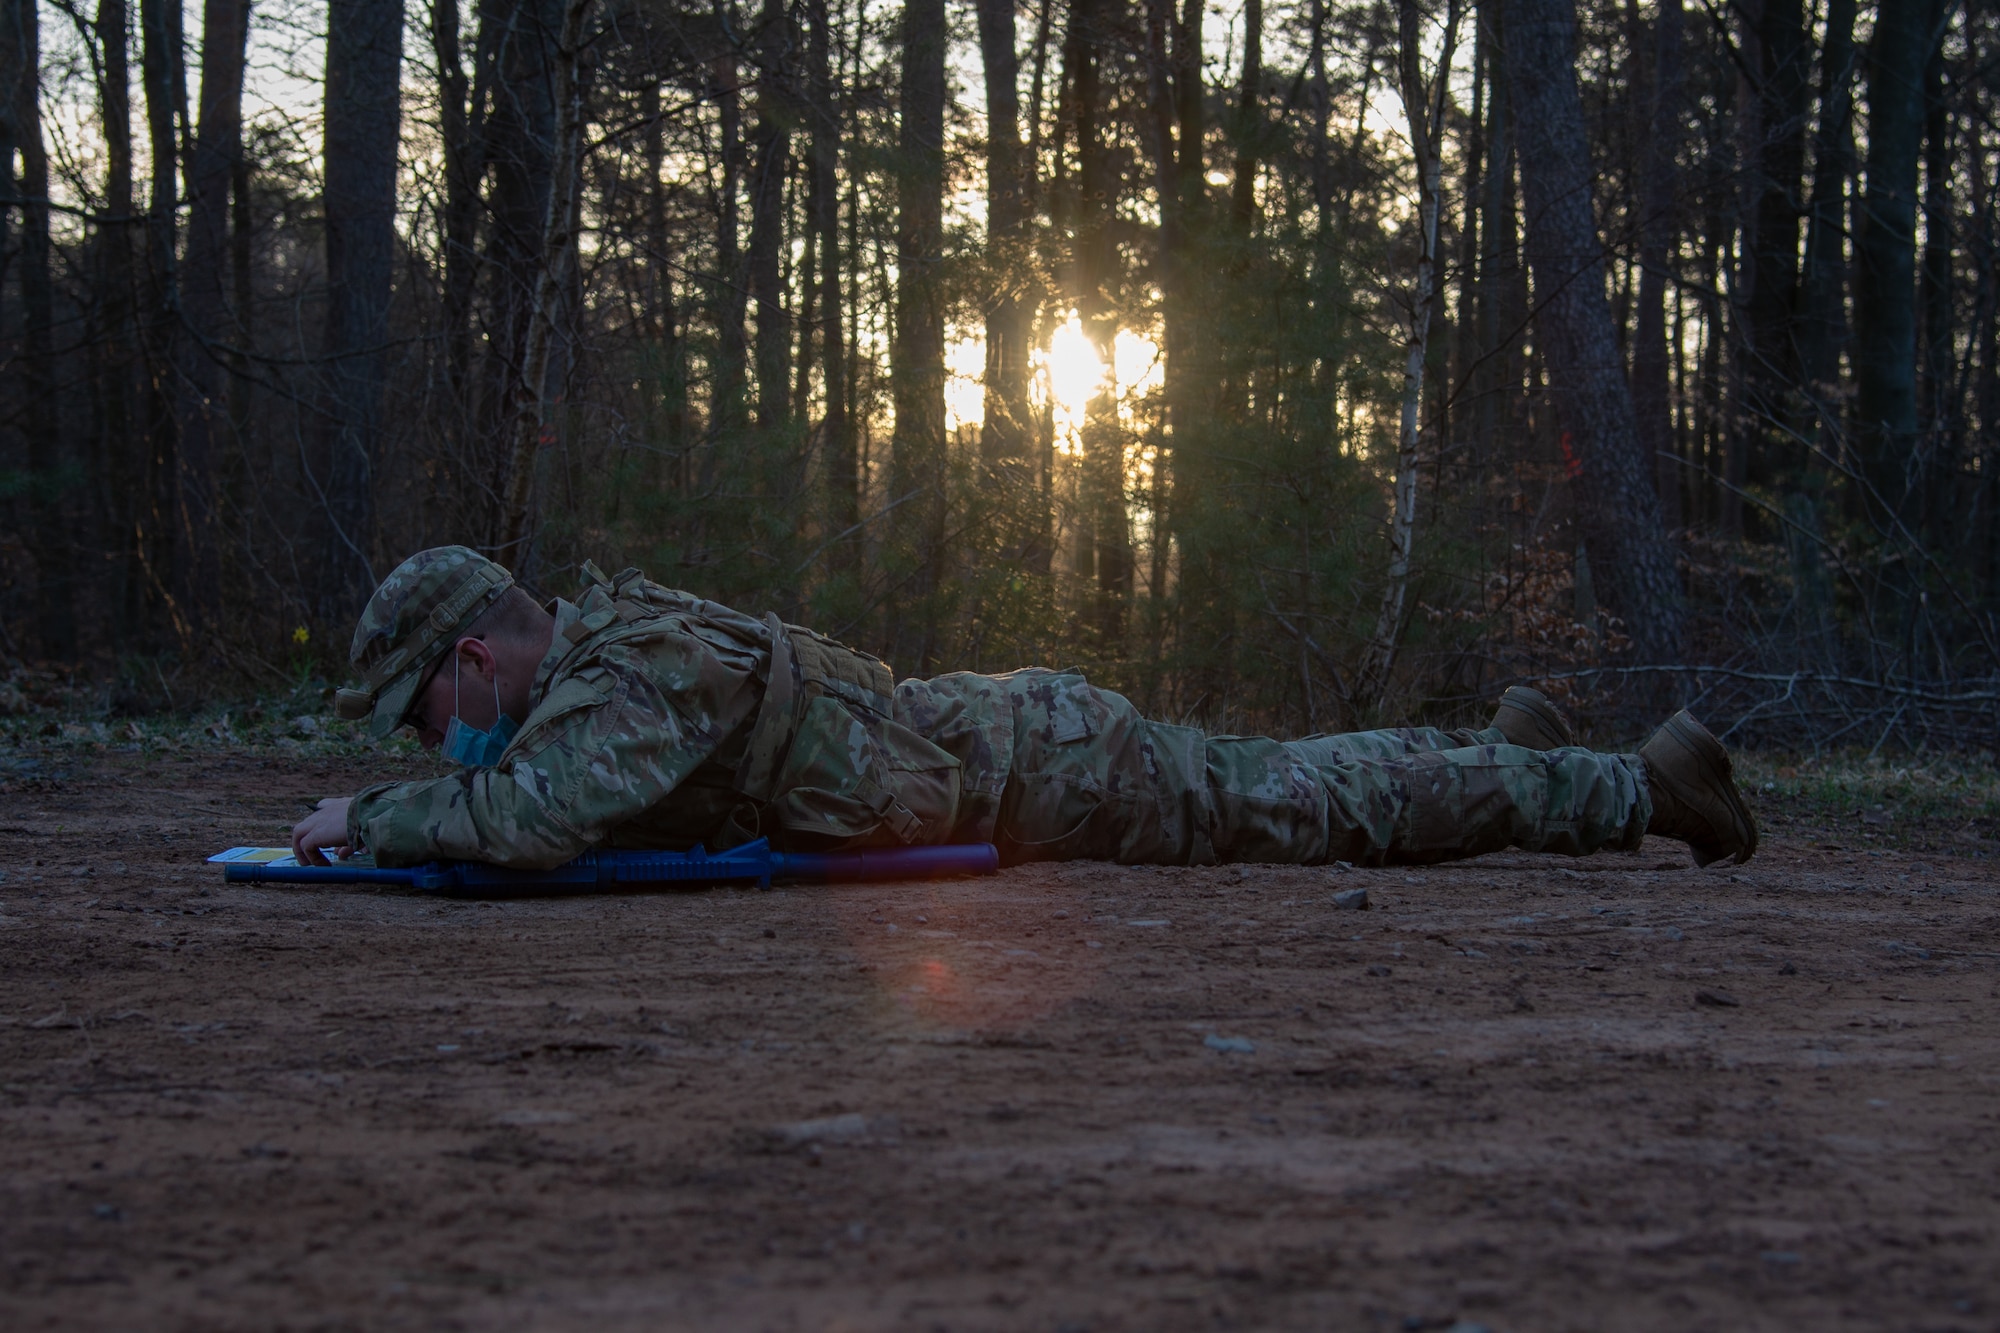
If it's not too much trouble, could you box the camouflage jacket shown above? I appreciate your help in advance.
[347,571,998,869]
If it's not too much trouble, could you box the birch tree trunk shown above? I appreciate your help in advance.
[1631,0,1684,530]
[710,13,748,440]
[806,0,851,558]
[747,0,792,433]
[1367,0,1462,696]
[496,0,593,559]
[1917,31,1956,555]
[1451,9,1483,463]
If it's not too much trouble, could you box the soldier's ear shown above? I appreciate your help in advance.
[455,635,499,681]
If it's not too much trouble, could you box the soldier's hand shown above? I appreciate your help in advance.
[292,798,354,866]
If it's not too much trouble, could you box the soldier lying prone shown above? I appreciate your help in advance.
[289,548,1758,874]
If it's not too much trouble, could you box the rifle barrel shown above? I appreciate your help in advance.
[219,840,1000,896]
[775,844,1001,881]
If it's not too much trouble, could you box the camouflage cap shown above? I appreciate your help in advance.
[333,546,515,738]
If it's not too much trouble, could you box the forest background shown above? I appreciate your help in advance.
[0,0,1994,749]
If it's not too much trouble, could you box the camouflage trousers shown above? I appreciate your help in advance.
[907,668,1652,867]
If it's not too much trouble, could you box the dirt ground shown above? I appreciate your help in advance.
[2,748,1997,1332]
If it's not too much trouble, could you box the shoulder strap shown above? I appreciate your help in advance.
[733,613,802,802]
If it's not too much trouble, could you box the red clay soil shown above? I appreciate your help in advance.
[2,750,1997,1332]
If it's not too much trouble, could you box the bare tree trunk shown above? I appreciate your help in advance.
[888,0,947,668]
[184,0,248,370]
[496,0,593,557]
[1174,0,1201,199]
[1976,147,2000,616]
[1631,0,1683,529]
[482,0,559,536]
[1022,0,1059,579]
[1797,0,1856,410]
[4,5,30,478]
[1208,0,1273,469]
[94,0,143,630]
[4,0,73,655]
[1853,0,1937,538]
[178,0,248,634]
[320,0,406,608]
[1367,0,1463,694]
[1501,0,1682,662]
[1734,0,1811,511]
[435,0,490,465]
[1140,0,1204,634]
[1228,0,1262,229]
[1065,0,1129,640]
[1781,0,1856,657]
[806,0,851,559]
[976,0,1031,477]
[229,115,253,433]
[139,0,188,640]
[747,0,792,433]
[640,77,684,465]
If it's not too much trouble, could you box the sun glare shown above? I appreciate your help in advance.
[1038,312,1107,455]
[944,334,986,433]
[941,312,1163,459]
[1045,313,1108,416]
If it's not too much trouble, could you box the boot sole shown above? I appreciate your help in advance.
[1495,686,1575,751]
[1654,712,1759,866]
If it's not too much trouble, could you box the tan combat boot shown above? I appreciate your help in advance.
[1640,710,1759,866]
[1490,686,1575,750]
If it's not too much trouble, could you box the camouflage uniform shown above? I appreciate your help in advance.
[337,551,1651,870]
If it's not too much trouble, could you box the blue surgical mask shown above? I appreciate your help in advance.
[441,654,519,768]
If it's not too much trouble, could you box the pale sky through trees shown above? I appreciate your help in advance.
[37,0,1374,441]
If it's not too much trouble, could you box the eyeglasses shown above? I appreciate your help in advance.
[399,650,452,732]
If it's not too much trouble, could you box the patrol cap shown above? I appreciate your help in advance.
[333,546,515,738]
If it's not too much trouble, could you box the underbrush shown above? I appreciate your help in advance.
[1736,750,2000,857]
[0,662,423,786]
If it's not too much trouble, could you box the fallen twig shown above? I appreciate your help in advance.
[1520,665,1999,707]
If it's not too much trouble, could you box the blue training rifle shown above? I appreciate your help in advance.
[215,837,1000,898]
